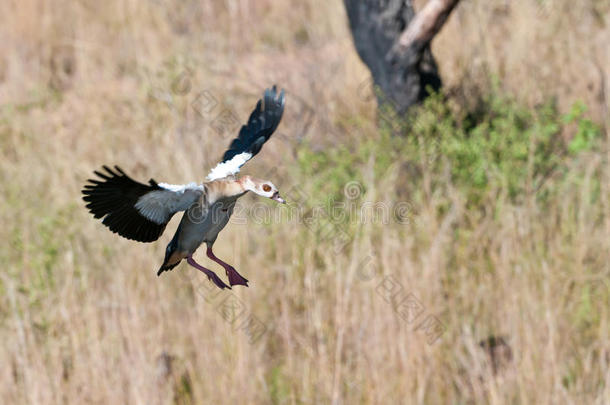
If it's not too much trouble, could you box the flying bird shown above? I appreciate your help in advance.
[82,86,286,289]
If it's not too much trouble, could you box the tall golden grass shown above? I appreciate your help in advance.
[0,0,609,403]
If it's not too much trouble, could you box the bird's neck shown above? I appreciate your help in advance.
[238,175,257,193]
[205,178,248,203]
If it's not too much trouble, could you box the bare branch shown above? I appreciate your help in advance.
[390,0,460,61]
[344,0,461,114]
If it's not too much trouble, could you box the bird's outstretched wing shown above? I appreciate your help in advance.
[206,85,286,181]
[82,166,205,242]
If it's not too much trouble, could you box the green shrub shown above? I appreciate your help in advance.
[296,88,603,212]
[411,91,601,205]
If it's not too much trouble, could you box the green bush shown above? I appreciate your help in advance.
[297,89,603,211]
[413,91,601,205]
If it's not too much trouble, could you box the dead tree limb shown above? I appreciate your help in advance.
[344,0,461,115]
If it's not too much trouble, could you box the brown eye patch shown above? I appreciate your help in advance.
[262,184,272,192]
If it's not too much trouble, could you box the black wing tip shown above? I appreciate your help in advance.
[81,165,165,243]
[219,85,286,163]
[264,85,286,110]
[264,85,286,121]
[157,260,181,276]
[88,165,125,183]
[101,211,167,242]
[82,165,157,189]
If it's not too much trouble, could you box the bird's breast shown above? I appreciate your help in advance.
[177,199,236,251]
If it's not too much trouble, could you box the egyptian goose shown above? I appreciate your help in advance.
[82,86,286,289]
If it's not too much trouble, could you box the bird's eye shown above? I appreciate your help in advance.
[262,184,272,192]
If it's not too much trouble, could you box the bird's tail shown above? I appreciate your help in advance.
[157,225,183,276]
[157,259,181,276]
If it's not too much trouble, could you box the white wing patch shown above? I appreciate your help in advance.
[206,152,252,181]
[158,182,202,193]
[134,183,204,224]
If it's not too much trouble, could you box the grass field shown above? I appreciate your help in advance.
[1,0,609,403]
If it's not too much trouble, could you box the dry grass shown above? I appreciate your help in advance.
[432,0,610,123]
[0,0,609,403]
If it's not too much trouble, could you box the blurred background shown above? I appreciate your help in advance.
[0,0,608,403]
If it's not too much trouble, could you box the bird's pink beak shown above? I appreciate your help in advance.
[271,192,286,204]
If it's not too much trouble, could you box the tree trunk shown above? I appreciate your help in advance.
[344,0,460,114]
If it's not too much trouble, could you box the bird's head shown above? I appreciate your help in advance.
[241,176,285,204]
